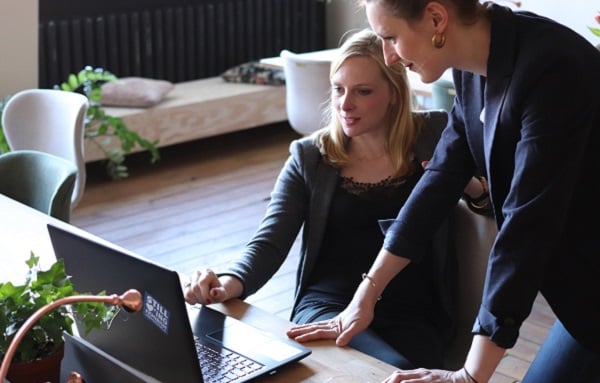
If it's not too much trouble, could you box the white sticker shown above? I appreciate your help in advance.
[143,292,170,334]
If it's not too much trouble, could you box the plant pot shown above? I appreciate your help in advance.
[7,346,64,383]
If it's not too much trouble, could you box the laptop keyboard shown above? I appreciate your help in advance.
[194,337,264,383]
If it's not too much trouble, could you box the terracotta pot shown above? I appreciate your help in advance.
[7,346,64,383]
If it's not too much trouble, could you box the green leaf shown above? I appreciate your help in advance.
[60,82,71,92]
[0,254,119,362]
[77,71,87,85]
[90,87,103,101]
[25,252,39,269]
[589,26,600,37]
[68,74,80,90]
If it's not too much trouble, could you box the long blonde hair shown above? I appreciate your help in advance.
[313,28,421,178]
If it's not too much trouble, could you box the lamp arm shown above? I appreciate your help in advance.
[0,289,142,383]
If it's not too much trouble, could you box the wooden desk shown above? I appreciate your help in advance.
[211,300,397,382]
[0,194,397,382]
[0,194,72,283]
[0,195,126,284]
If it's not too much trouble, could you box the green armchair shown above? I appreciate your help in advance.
[0,150,77,222]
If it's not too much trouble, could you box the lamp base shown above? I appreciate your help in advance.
[7,346,64,383]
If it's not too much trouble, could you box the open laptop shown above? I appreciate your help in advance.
[47,224,311,383]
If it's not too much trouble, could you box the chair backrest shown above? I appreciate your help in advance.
[280,49,331,136]
[0,150,78,222]
[431,78,456,113]
[443,199,498,370]
[1,89,88,208]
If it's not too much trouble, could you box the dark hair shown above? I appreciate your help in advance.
[360,0,479,22]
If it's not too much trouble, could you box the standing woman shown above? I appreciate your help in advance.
[287,1,600,382]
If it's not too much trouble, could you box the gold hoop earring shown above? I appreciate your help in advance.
[432,33,446,49]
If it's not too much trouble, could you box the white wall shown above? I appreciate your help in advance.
[325,0,369,48]
[325,0,600,48]
[519,0,598,45]
[0,0,38,97]
[0,1,595,96]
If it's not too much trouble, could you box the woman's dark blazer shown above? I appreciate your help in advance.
[218,111,451,321]
[383,4,600,352]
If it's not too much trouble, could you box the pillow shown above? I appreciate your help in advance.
[221,62,285,86]
[100,77,174,107]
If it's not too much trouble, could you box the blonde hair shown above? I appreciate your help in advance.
[313,28,421,178]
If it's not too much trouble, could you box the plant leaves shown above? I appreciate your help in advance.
[0,65,160,180]
[0,254,118,362]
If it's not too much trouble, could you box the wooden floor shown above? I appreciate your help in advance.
[71,123,555,383]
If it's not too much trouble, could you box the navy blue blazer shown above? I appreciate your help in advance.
[383,4,600,352]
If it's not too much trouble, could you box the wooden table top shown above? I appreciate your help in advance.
[0,194,397,382]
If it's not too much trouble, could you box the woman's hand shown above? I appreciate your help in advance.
[184,269,243,305]
[286,301,374,346]
[382,367,472,383]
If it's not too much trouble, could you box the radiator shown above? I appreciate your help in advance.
[38,0,326,88]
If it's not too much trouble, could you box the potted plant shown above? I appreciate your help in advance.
[0,253,117,383]
[0,66,160,180]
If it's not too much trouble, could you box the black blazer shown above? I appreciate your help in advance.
[383,4,600,352]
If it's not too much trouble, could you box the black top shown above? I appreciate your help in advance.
[304,165,437,322]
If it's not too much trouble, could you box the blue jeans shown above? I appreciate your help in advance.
[522,320,600,383]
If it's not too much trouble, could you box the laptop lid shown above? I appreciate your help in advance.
[60,332,162,383]
[47,224,311,383]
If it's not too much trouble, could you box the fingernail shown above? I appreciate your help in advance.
[211,289,218,297]
[206,298,212,304]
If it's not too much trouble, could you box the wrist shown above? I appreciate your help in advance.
[354,274,382,308]
[466,176,489,199]
[219,275,244,300]
[361,273,382,302]
[463,366,479,383]
[465,176,490,210]
[462,335,507,383]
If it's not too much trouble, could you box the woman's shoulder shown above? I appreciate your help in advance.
[290,136,320,157]
[289,136,323,168]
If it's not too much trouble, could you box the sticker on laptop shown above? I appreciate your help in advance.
[143,292,170,334]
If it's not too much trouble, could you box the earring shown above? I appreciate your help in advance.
[432,33,446,49]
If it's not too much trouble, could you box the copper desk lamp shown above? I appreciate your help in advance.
[0,289,143,383]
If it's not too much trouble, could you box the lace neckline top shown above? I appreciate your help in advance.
[339,174,409,200]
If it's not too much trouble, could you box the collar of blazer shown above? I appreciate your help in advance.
[481,4,516,196]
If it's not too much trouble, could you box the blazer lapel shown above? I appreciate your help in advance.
[300,158,338,288]
[482,4,518,217]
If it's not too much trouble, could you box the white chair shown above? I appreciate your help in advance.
[1,89,88,208]
[443,199,498,370]
[280,49,331,136]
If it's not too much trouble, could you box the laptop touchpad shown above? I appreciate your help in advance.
[207,323,302,362]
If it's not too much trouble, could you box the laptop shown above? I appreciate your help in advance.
[47,224,311,383]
